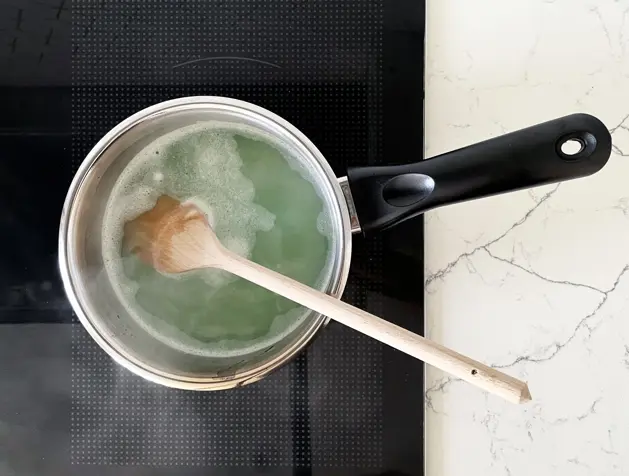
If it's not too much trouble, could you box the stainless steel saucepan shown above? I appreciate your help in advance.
[59,97,612,389]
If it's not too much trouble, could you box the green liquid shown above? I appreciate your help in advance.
[105,124,331,354]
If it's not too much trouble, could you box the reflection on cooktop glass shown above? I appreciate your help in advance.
[0,0,426,474]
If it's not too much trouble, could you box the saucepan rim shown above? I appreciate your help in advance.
[59,96,355,389]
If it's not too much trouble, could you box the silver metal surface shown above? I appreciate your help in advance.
[59,96,353,390]
[338,176,362,234]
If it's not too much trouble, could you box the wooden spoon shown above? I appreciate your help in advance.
[124,195,532,404]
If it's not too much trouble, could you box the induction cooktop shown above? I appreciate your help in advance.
[0,1,426,474]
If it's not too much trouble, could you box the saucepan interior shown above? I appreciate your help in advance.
[59,97,353,389]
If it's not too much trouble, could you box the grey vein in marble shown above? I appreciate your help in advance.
[425,185,560,287]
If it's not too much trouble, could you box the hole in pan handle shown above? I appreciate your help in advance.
[346,113,612,233]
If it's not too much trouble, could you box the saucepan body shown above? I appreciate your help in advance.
[59,97,611,389]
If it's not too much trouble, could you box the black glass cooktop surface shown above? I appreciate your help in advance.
[0,0,425,474]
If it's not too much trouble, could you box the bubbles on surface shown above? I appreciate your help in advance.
[101,120,336,358]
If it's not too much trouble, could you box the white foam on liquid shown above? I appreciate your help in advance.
[102,120,337,358]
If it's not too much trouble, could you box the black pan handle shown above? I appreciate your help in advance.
[346,113,612,233]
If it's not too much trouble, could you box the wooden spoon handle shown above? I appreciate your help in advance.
[221,252,531,404]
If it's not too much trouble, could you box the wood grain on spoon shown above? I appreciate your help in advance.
[124,195,532,404]
[123,195,216,272]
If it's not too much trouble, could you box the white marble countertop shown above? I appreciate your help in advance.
[424,0,629,474]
